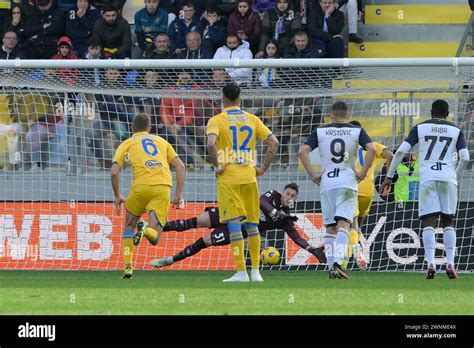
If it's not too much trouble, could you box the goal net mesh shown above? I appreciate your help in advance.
[0,60,472,272]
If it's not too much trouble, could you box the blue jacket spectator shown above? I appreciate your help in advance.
[133,0,168,58]
[253,0,275,14]
[167,1,200,53]
[65,0,100,57]
[198,7,226,54]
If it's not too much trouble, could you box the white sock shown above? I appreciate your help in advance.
[443,227,456,266]
[422,227,436,266]
[323,233,336,269]
[334,228,349,265]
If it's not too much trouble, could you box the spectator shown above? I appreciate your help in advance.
[307,0,344,58]
[51,36,80,86]
[65,0,100,57]
[83,36,104,86]
[0,0,18,38]
[227,0,262,55]
[86,68,130,169]
[167,1,200,54]
[146,32,175,58]
[2,5,28,48]
[253,0,275,16]
[213,33,253,86]
[176,0,208,17]
[257,39,281,87]
[88,0,125,13]
[198,7,226,53]
[21,0,66,59]
[92,6,131,58]
[461,97,474,168]
[133,0,168,59]
[131,70,165,134]
[202,68,230,122]
[283,30,323,58]
[25,93,67,171]
[337,0,363,43]
[0,95,21,171]
[160,69,205,167]
[176,31,212,59]
[215,0,238,17]
[0,31,25,59]
[257,0,302,57]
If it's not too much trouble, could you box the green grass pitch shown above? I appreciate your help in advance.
[0,271,472,315]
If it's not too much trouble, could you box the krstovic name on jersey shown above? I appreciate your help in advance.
[305,123,372,192]
[405,119,467,185]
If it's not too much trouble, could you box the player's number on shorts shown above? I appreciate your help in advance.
[330,139,345,163]
[424,136,452,161]
[141,139,158,156]
[229,125,253,152]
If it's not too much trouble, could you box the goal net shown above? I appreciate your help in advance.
[0,58,472,272]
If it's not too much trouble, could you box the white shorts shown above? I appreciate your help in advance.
[419,181,458,218]
[320,188,357,226]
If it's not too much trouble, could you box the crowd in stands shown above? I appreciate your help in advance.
[0,0,364,172]
[0,0,364,61]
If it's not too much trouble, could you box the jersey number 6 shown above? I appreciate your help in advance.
[142,139,158,156]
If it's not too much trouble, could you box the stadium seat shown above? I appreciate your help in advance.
[365,5,471,25]
[348,42,459,58]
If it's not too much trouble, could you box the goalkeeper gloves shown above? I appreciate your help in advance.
[271,209,298,221]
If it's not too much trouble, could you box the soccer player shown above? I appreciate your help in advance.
[299,102,376,279]
[206,83,279,282]
[111,113,186,279]
[342,120,393,270]
[150,183,327,268]
[380,100,470,279]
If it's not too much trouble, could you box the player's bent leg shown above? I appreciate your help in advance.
[122,210,140,279]
[162,212,207,232]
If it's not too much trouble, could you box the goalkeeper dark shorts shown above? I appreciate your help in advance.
[210,225,249,247]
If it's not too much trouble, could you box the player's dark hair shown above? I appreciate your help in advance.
[331,101,348,118]
[222,83,241,102]
[431,99,449,118]
[349,120,361,127]
[132,113,151,132]
[284,183,299,194]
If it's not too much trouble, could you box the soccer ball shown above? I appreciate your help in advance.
[261,247,280,265]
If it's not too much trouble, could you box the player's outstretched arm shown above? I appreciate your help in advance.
[170,156,185,208]
[256,134,279,177]
[380,141,412,195]
[111,163,125,214]
[298,144,321,184]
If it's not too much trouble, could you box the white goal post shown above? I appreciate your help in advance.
[0,57,472,272]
